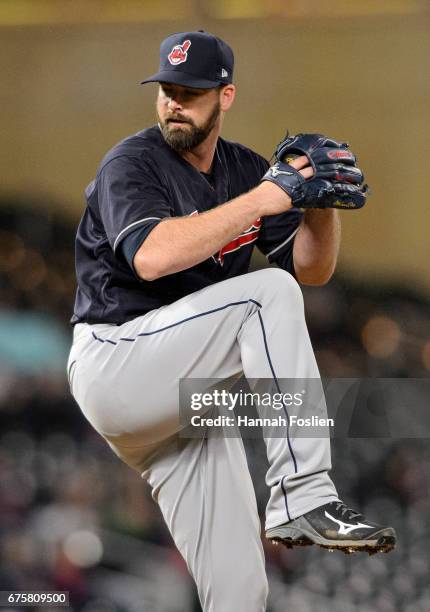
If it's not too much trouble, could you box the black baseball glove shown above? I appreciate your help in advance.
[261,133,368,209]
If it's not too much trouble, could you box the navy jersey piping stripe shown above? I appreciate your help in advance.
[67,360,76,381]
[256,309,297,522]
[280,476,290,521]
[113,217,162,251]
[92,331,117,345]
[91,299,262,345]
[256,309,297,472]
[266,227,300,259]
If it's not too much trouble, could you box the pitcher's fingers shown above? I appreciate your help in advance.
[299,166,314,180]
[289,155,309,170]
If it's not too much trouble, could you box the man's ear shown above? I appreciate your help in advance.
[219,85,236,112]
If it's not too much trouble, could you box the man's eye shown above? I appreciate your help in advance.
[183,91,202,99]
[161,88,201,99]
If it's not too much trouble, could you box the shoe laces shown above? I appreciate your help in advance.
[333,501,363,521]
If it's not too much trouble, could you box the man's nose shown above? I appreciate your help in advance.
[167,96,182,111]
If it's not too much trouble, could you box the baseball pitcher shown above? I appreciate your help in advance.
[67,30,396,612]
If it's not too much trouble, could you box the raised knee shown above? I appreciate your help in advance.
[256,268,303,306]
[256,267,299,288]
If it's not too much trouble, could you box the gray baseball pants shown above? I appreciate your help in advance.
[67,268,338,611]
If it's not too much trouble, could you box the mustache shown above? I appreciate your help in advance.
[166,114,193,126]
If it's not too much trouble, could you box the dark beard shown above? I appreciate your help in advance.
[159,101,220,152]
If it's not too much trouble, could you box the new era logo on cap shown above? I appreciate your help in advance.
[168,40,191,66]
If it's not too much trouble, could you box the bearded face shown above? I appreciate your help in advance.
[156,84,222,152]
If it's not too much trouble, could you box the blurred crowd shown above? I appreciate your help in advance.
[0,202,429,611]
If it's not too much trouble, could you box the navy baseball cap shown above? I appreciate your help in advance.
[141,30,234,89]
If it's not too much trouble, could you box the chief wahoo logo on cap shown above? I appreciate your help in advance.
[168,40,191,65]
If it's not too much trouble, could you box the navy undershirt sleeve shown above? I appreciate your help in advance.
[256,209,303,278]
[269,238,297,278]
[120,220,161,275]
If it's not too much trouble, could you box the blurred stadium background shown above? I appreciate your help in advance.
[1,1,429,611]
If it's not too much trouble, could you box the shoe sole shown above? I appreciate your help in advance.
[266,524,396,556]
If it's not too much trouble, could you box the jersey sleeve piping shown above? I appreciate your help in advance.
[113,217,162,252]
[265,227,300,260]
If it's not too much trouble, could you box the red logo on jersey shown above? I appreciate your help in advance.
[215,219,262,265]
[168,40,191,65]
